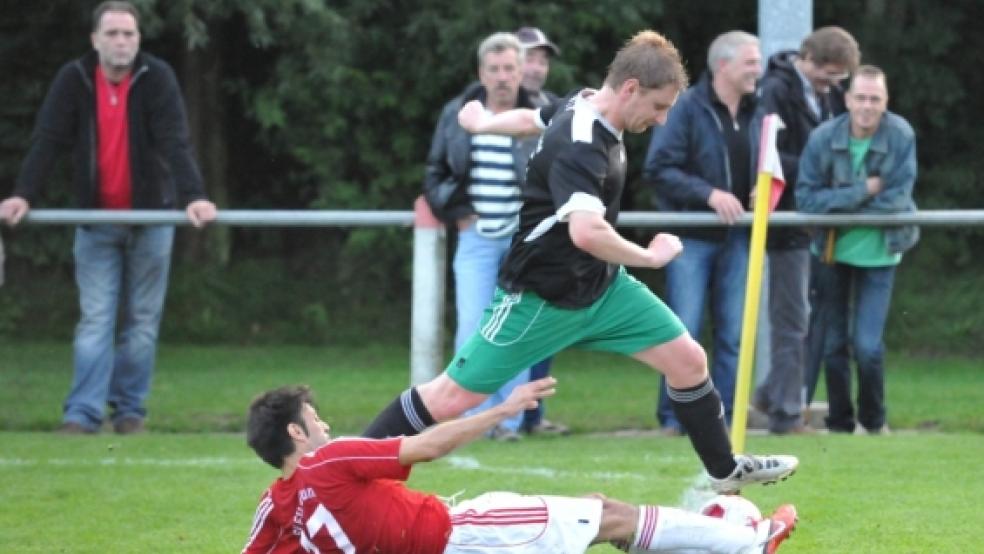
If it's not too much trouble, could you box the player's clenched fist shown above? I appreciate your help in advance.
[646,232,683,268]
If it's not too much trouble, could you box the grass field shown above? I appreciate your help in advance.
[1,342,983,552]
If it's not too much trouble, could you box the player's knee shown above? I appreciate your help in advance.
[416,375,486,421]
[666,338,708,382]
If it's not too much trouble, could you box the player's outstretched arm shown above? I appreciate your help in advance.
[568,211,682,269]
[458,100,541,137]
[398,377,556,465]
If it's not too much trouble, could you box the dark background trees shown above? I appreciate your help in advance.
[1,0,981,350]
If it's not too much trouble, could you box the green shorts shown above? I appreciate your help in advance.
[447,268,687,393]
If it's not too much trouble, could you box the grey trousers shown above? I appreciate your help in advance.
[755,248,811,432]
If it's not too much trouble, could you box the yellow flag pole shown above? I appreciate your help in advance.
[730,170,774,453]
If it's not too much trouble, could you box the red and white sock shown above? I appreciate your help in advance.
[632,505,760,553]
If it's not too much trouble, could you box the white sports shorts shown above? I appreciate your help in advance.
[445,491,603,553]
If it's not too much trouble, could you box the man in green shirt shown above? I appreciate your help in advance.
[796,65,919,434]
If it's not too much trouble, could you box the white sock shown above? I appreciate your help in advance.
[632,505,760,554]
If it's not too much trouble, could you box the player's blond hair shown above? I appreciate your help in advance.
[604,30,688,91]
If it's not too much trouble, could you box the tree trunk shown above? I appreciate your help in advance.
[178,29,231,266]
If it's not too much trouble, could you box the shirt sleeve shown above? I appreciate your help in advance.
[242,490,286,554]
[301,437,411,483]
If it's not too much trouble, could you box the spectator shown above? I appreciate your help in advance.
[795,65,918,435]
[421,32,540,440]
[753,26,859,434]
[0,1,216,434]
[644,31,762,436]
[243,379,798,553]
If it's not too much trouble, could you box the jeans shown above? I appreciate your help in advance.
[755,248,810,432]
[813,261,896,432]
[657,231,749,430]
[64,225,174,429]
[522,357,554,429]
[454,227,526,432]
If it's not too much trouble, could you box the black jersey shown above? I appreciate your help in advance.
[498,92,627,308]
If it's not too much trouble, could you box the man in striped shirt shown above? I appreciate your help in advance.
[422,32,542,439]
[243,378,796,553]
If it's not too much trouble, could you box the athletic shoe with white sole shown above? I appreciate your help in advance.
[756,503,797,554]
[709,454,799,494]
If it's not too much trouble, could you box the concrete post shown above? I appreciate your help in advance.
[758,0,813,61]
[410,197,446,385]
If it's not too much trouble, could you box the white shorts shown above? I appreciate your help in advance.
[445,492,603,554]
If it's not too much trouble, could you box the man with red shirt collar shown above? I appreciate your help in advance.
[0,1,216,434]
[244,377,797,554]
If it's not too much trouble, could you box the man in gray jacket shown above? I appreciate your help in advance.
[796,65,918,435]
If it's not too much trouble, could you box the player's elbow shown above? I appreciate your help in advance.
[568,216,605,253]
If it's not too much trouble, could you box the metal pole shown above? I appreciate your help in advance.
[410,197,446,385]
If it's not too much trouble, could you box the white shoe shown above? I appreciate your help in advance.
[709,454,799,494]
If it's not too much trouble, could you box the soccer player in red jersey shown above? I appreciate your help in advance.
[242,377,797,554]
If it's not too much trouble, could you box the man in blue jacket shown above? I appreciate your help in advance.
[644,31,762,435]
[0,1,216,434]
[796,65,918,435]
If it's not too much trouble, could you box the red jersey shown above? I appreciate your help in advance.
[95,65,132,209]
[243,437,452,554]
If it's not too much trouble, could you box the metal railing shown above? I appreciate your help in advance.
[8,207,984,383]
[21,209,984,227]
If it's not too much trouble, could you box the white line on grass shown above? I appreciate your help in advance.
[0,457,258,467]
[442,455,650,481]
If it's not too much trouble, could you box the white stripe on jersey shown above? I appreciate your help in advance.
[557,192,605,222]
[570,93,622,143]
[243,496,275,552]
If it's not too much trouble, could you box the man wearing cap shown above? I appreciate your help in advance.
[515,26,560,108]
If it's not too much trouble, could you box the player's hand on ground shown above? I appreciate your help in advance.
[185,200,217,228]
[503,376,556,414]
[646,233,683,268]
[708,189,744,224]
[458,100,488,134]
[0,197,30,226]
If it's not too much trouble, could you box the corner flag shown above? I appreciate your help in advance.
[730,113,785,453]
[758,113,787,211]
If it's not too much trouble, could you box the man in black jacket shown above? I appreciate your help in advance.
[0,1,216,434]
[422,32,541,440]
[753,26,859,434]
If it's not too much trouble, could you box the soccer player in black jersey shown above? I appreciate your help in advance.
[365,30,799,495]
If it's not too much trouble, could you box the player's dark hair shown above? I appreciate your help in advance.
[605,30,688,91]
[247,386,312,469]
[92,1,140,32]
[801,26,860,71]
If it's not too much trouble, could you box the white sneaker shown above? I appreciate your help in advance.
[709,454,799,494]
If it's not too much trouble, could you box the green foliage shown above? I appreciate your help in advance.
[1,0,983,349]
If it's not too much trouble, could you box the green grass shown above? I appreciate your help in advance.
[1,432,982,552]
[1,342,981,433]
[1,342,983,552]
